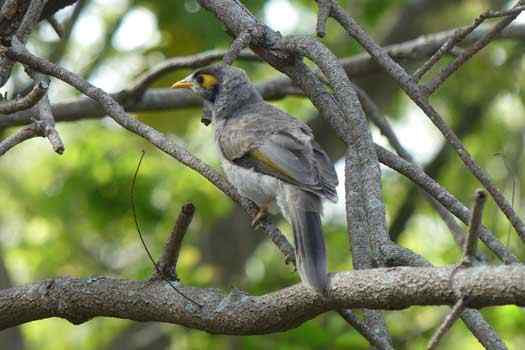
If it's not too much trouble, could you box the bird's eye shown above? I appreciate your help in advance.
[196,73,218,89]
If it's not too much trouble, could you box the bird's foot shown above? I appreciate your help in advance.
[251,205,269,228]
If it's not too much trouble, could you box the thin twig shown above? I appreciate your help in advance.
[223,30,253,65]
[493,152,520,249]
[462,190,487,265]
[37,94,65,154]
[0,80,48,114]
[376,145,519,264]
[130,152,166,271]
[414,22,484,81]
[155,203,196,280]
[424,1,525,94]
[130,151,202,308]
[337,310,394,350]
[315,0,332,38]
[412,5,525,81]
[50,0,89,63]
[328,0,525,243]
[129,49,258,99]
[0,124,39,156]
[427,297,468,350]
[16,0,46,42]
[427,191,488,349]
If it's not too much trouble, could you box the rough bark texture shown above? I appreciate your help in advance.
[1,266,524,333]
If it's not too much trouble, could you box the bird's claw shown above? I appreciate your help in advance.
[251,207,268,228]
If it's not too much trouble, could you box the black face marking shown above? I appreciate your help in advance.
[209,85,219,102]
[196,74,204,85]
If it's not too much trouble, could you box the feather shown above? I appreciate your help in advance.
[218,103,338,201]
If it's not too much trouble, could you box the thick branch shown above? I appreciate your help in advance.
[382,228,507,350]
[1,266,524,333]
[277,35,389,254]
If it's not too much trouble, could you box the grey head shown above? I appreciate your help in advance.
[171,64,262,125]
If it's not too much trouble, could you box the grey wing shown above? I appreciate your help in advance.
[312,140,338,202]
[220,107,338,202]
[252,131,321,188]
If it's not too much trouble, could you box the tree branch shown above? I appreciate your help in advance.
[462,190,487,265]
[424,1,525,94]
[359,89,491,265]
[16,0,46,42]
[155,203,196,280]
[427,297,468,350]
[130,49,258,98]
[0,74,48,114]
[327,0,525,242]
[0,123,40,156]
[5,35,295,267]
[337,309,394,350]
[1,266,524,333]
[426,190,496,350]
[414,5,525,81]
[36,93,65,154]
[3,23,525,129]
[376,145,519,264]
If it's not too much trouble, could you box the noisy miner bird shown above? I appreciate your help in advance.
[172,64,338,294]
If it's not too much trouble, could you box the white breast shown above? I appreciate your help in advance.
[214,119,281,215]
[220,155,280,215]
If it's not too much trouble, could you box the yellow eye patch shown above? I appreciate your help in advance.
[196,73,218,89]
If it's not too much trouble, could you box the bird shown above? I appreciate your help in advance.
[172,64,338,294]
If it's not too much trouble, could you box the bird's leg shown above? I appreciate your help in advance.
[251,201,271,227]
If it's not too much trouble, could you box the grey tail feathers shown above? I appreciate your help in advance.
[290,208,328,294]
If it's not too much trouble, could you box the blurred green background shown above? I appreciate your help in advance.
[1,0,525,349]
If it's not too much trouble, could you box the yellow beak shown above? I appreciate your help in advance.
[171,79,193,89]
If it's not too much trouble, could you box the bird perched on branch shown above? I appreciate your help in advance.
[172,64,338,294]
